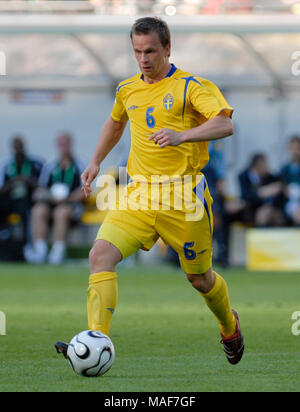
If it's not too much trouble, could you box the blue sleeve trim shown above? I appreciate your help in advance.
[117,80,137,93]
[181,76,203,122]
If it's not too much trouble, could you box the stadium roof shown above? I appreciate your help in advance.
[1,14,300,34]
[0,14,300,92]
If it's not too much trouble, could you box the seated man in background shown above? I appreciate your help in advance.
[204,141,247,267]
[281,135,300,225]
[25,133,86,264]
[203,141,228,267]
[238,153,285,227]
[0,136,43,244]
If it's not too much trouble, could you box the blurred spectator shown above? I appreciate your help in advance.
[238,153,285,227]
[0,136,43,245]
[281,136,300,225]
[24,133,86,265]
[203,141,228,266]
[203,141,248,267]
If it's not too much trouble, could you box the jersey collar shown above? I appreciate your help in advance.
[166,63,177,77]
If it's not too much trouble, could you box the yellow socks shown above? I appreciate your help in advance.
[87,271,118,336]
[200,272,236,337]
[87,270,235,338]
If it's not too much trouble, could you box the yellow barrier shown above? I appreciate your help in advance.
[247,228,300,271]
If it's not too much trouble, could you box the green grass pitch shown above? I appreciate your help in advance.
[0,262,299,392]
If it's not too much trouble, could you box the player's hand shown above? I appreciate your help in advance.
[149,128,183,148]
[81,163,100,198]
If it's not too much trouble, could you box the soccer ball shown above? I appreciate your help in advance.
[67,330,115,377]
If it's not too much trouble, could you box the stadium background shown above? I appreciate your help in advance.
[1,0,300,197]
[0,0,300,393]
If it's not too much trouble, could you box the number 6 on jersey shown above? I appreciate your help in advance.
[146,107,156,129]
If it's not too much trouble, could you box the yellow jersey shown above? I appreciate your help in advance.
[111,64,233,180]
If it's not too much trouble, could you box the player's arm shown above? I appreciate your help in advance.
[81,116,127,198]
[182,112,234,143]
[149,112,233,148]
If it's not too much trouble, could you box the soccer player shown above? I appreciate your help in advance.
[56,17,244,364]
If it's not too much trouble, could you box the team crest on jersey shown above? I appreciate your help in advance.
[163,93,174,111]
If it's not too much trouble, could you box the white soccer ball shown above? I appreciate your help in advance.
[67,330,115,377]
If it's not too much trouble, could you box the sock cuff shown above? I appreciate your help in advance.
[200,272,224,298]
[89,271,117,285]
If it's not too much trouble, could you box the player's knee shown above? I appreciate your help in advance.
[89,240,122,273]
[89,244,102,269]
[186,273,206,291]
[186,269,214,294]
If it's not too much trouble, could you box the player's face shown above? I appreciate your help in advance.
[132,32,170,80]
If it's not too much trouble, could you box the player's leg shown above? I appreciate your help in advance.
[87,208,158,336]
[186,268,236,338]
[87,239,122,336]
[156,179,244,364]
[56,200,158,357]
[184,265,244,365]
[180,227,244,364]
[157,207,236,337]
[187,266,244,365]
[56,225,141,357]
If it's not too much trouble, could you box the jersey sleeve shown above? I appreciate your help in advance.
[111,86,129,123]
[189,78,233,120]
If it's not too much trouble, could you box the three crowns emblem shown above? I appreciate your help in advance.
[163,93,174,111]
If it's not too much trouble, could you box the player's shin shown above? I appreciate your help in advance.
[87,271,118,336]
[200,272,236,337]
